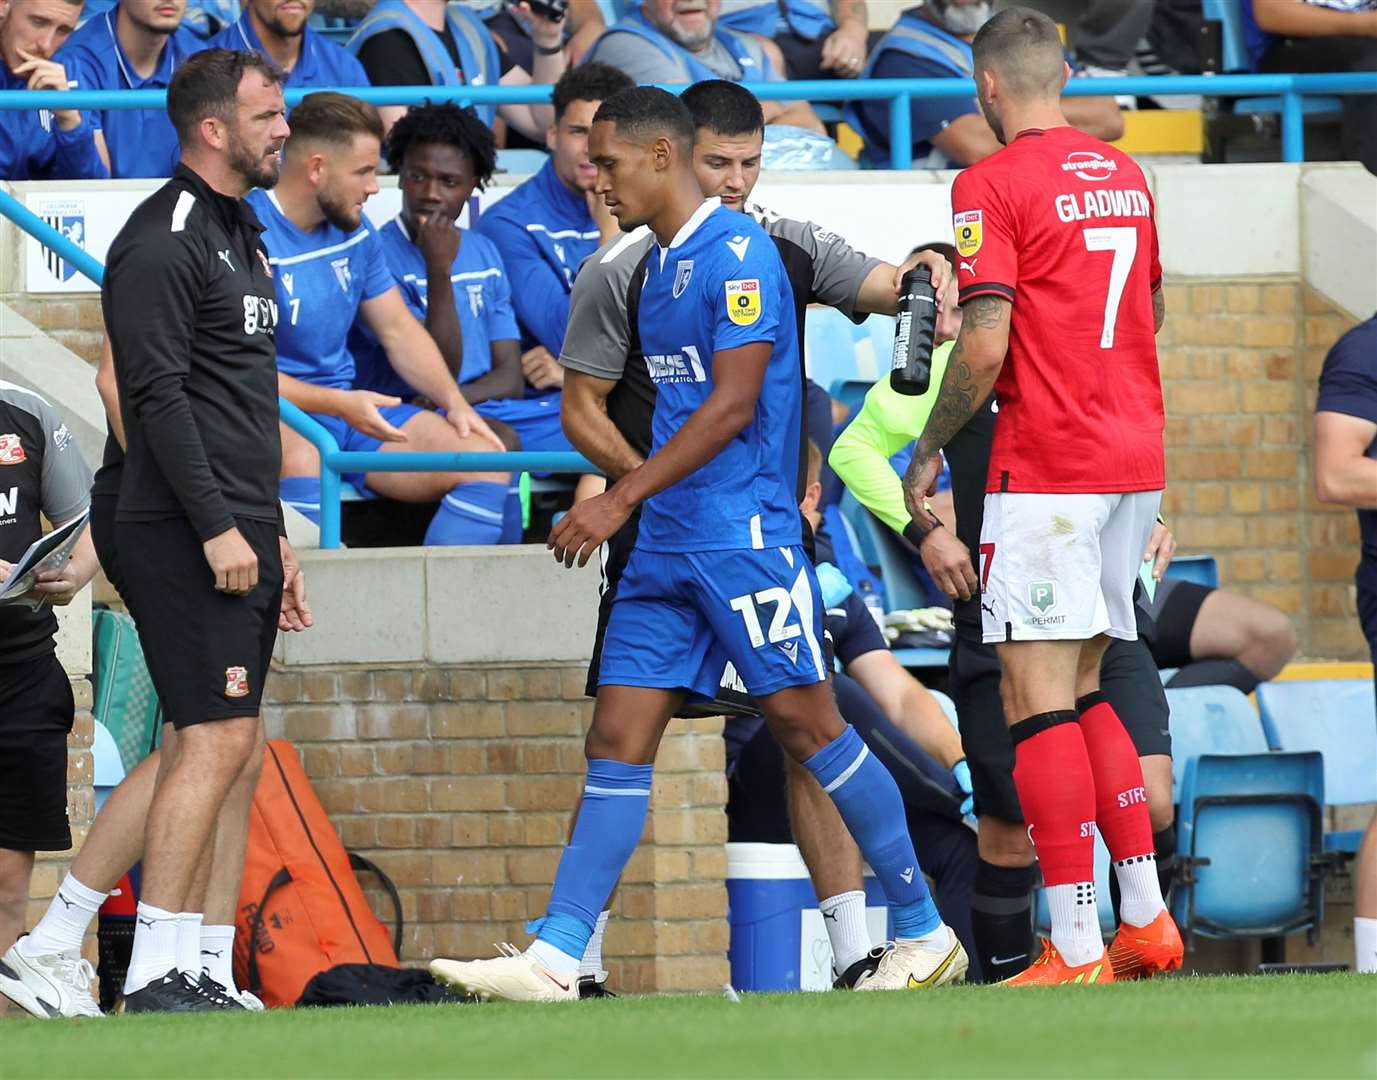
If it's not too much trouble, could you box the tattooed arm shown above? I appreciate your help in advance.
[1152,287,1166,334]
[902,294,1011,519]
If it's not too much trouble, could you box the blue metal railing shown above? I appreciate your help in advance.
[2,72,1376,167]
[0,186,596,549]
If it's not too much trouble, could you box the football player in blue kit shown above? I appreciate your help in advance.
[428,87,967,1002]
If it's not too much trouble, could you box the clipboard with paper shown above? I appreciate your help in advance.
[0,510,90,611]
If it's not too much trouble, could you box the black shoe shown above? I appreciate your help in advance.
[833,946,889,990]
[577,974,616,999]
[121,970,221,1014]
[195,973,246,1010]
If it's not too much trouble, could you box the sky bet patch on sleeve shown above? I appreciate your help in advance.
[725,278,761,326]
[954,210,983,257]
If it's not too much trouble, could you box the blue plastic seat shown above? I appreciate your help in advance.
[92,720,127,814]
[1255,679,1377,851]
[1173,750,1327,941]
[838,491,927,612]
[1200,0,1341,117]
[1163,554,1219,589]
[804,307,889,394]
[1165,685,1269,794]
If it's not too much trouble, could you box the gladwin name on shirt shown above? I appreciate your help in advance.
[1055,188,1152,223]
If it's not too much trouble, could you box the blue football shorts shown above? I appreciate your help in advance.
[310,403,422,489]
[475,395,573,453]
[598,545,829,701]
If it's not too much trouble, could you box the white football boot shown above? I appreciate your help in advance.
[0,940,103,1018]
[855,928,969,991]
[430,943,579,1003]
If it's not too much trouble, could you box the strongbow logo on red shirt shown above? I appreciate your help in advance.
[0,434,26,465]
[1061,151,1118,182]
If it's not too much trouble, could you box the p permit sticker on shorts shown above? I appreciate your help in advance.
[954,210,983,258]
[725,278,761,326]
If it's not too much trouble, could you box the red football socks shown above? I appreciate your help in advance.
[1076,692,1155,861]
[1010,711,1096,887]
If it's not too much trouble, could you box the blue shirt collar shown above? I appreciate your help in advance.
[103,8,182,89]
[232,11,319,82]
[533,158,591,224]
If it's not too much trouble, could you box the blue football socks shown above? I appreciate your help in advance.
[423,480,506,545]
[501,483,523,545]
[534,759,655,960]
[803,724,943,939]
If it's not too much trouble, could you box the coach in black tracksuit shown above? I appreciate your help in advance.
[103,48,293,1012]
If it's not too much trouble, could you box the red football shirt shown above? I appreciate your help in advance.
[952,126,1165,494]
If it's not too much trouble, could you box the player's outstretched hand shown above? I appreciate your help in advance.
[203,526,259,596]
[1143,520,1176,582]
[548,490,630,569]
[920,527,978,602]
[893,248,953,306]
[521,346,565,391]
[278,537,313,632]
[341,390,409,442]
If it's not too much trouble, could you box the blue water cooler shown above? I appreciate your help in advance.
[726,843,892,991]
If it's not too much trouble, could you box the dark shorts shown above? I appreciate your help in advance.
[949,631,1172,824]
[90,491,122,595]
[116,516,283,730]
[1141,578,1213,669]
[0,653,75,851]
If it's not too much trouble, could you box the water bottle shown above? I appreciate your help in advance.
[858,581,886,636]
[889,265,937,397]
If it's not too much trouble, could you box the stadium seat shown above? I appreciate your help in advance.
[1173,750,1327,943]
[1255,680,1377,852]
[930,688,958,730]
[803,306,887,396]
[838,491,927,611]
[92,720,126,814]
[1163,554,1219,590]
[1165,685,1269,795]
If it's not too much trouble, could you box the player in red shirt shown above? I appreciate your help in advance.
[903,6,1183,985]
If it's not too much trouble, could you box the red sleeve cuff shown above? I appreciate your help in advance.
[958,282,1015,305]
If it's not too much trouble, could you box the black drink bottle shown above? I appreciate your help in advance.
[889,265,937,396]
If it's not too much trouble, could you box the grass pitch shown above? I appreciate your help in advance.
[4,973,1375,1079]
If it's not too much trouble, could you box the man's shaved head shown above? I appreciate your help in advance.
[971,6,1066,99]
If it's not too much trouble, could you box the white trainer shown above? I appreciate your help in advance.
[0,940,103,1018]
[235,988,265,1011]
[430,944,579,1003]
[855,928,969,991]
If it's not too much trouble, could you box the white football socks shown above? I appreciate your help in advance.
[124,902,181,994]
[1046,881,1104,967]
[21,874,107,956]
[201,924,238,990]
[1114,853,1167,928]
[174,912,204,978]
[526,938,580,976]
[1356,916,1377,974]
[579,910,610,978]
[819,891,870,972]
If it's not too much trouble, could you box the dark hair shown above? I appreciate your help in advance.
[970,6,1066,96]
[680,80,764,138]
[592,87,695,151]
[552,62,635,122]
[167,48,283,146]
[383,102,497,190]
[286,91,384,151]
[911,242,958,269]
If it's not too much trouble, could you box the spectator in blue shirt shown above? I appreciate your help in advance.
[475,62,631,393]
[0,0,107,180]
[209,0,368,91]
[847,0,1122,167]
[62,0,204,177]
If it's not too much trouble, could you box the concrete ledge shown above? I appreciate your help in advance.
[1301,165,1377,320]
[278,544,598,667]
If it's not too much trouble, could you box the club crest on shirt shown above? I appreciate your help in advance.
[672,259,694,299]
[954,210,983,258]
[0,433,26,466]
[725,278,761,326]
[224,665,250,698]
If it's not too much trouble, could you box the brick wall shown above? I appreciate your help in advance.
[1155,281,1363,659]
[5,295,102,365]
[261,664,731,993]
[26,677,95,957]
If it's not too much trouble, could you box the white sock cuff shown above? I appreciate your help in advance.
[136,901,179,922]
[1355,916,1377,975]
[820,890,866,912]
[60,874,109,908]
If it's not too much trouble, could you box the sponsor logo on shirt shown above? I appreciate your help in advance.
[954,210,982,258]
[645,344,708,384]
[1054,188,1151,223]
[959,258,978,276]
[52,423,72,452]
[331,257,353,294]
[0,434,26,466]
[466,283,485,318]
[0,485,17,518]
[672,259,694,299]
[1061,151,1118,182]
[224,665,250,698]
[217,249,236,273]
[726,235,751,262]
[1028,580,1056,613]
[725,279,761,326]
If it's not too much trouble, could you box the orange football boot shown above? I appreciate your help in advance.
[1108,908,1184,980]
[1001,938,1114,986]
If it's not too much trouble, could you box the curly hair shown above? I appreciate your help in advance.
[383,103,497,190]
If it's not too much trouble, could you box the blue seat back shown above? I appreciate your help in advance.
[1255,680,1377,805]
[1165,685,1269,796]
[804,307,889,393]
[1200,0,1249,73]
[1173,750,1324,938]
[1163,554,1219,589]
[838,491,928,611]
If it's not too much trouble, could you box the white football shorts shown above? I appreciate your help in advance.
[977,490,1162,644]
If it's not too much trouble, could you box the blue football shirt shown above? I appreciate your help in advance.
[247,189,395,390]
[353,217,520,399]
[210,13,369,89]
[635,199,801,554]
[61,10,203,177]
